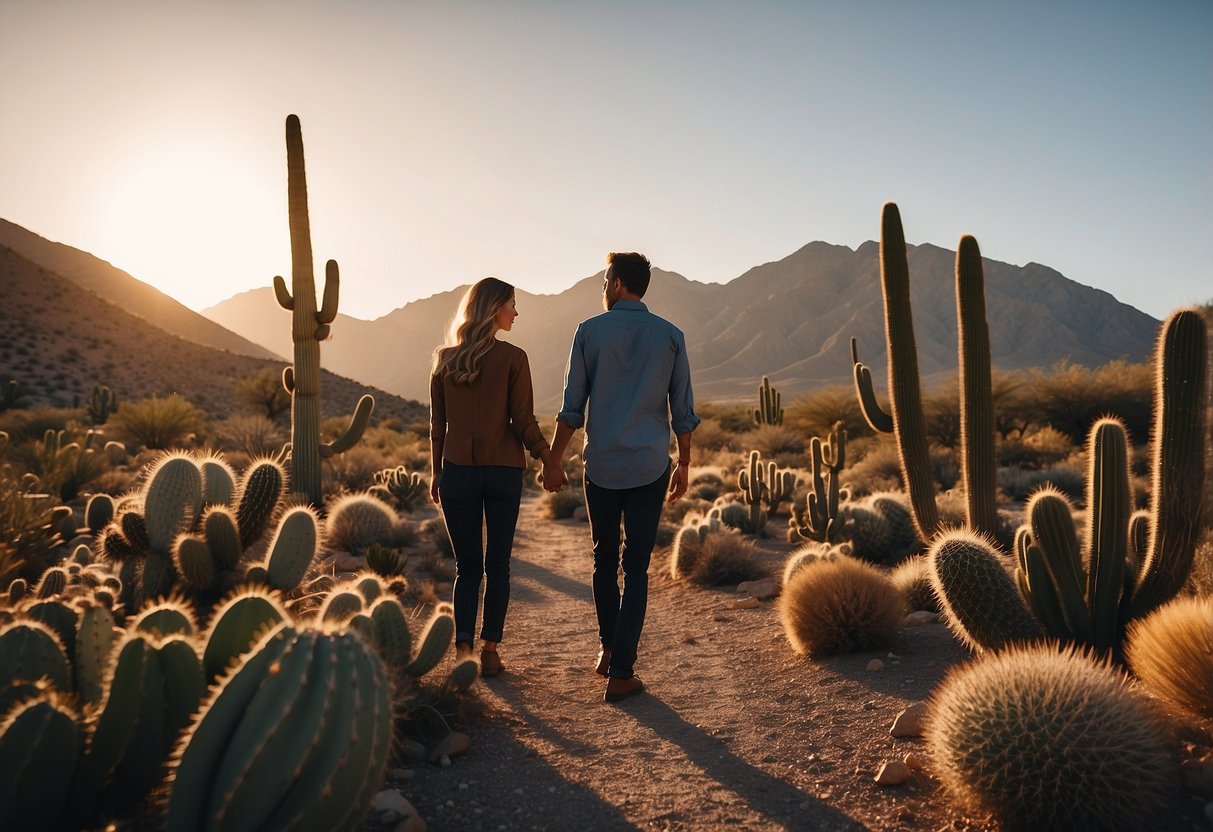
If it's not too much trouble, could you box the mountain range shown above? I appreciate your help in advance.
[204,240,1161,411]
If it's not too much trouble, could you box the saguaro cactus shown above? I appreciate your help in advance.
[274,114,374,505]
[753,376,784,426]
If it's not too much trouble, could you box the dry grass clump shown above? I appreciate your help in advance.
[687,532,765,586]
[779,554,904,657]
[1125,595,1213,722]
[544,487,584,520]
[890,555,939,613]
[740,424,806,463]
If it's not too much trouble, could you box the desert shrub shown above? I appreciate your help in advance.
[923,381,960,448]
[928,445,959,491]
[109,394,206,450]
[419,517,453,558]
[545,487,584,520]
[688,533,765,586]
[21,428,110,501]
[663,496,711,526]
[322,444,388,498]
[1029,358,1152,445]
[927,644,1180,832]
[842,439,902,496]
[213,413,286,458]
[1125,595,1213,722]
[740,424,805,463]
[891,555,938,613]
[696,402,752,434]
[233,368,290,419]
[690,418,737,453]
[778,554,904,657]
[326,492,397,552]
[0,405,77,443]
[0,470,61,582]
[785,385,873,441]
[996,463,1084,502]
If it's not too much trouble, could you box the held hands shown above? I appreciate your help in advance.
[540,448,568,493]
[667,462,689,503]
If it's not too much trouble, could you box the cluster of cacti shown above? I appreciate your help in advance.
[669,509,726,579]
[778,552,904,657]
[753,375,784,426]
[851,204,1208,660]
[926,644,1181,831]
[33,427,111,501]
[370,464,428,511]
[790,488,920,566]
[98,453,314,606]
[791,420,848,542]
[273,114,374,506]
[86,383,119,426]
[735,450,795,534]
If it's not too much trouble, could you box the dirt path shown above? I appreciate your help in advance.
[392,495,1003,831]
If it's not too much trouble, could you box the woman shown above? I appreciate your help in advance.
[430,277,557,677]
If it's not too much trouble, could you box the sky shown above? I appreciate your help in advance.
[1,0,1209,321]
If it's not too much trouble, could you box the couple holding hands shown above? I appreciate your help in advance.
[429,252,699,702]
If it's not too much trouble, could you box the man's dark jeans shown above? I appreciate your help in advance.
[584,464,671,679]
[439,461,523,644]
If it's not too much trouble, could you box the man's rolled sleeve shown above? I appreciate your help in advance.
[668,332,700,436]
[556,325,588,429]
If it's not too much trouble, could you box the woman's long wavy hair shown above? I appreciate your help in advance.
[432,277,514,384]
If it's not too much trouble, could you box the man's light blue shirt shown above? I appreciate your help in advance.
[557,300,700,489]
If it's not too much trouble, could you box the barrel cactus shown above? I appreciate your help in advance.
[779,553,904,657]
[1125,594,1213,721]
[325,492,396,552]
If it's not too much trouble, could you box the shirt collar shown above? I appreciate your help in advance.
[610,300,648,312]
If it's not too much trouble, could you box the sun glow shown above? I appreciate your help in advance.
[96,138,285,312]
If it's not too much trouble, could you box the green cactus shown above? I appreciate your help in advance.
[1128,308,1208,619]
[35,566,68,599]
[367,596,412,670]
[272,114,374,506]
[202,506,242,573]
[319,589,364,623]
[132,598,197,639]
[265,505,319,591]
[0,619,72,692]
[753,375,783,426]
[796,421,847,543]
[143,453,203,554]
[928,530,1044,653]
[199,456,237,507]
[0,691,79,831]
[404,610,454,678]
[926,644,1181,832]
[446,657,480,692]
[23,599,79,666]
[326,492,396,552]
[85,493,115,533]
[851,203,940,541]
[737,450,770,535]
[370,465,428,511]
[954,236,998,536]
[164,623,392,832]
[7,578,27,604]
[75,603,118,707]
[85,384,119,426]
[202,588,289,680]
[173,535,217,591]
[236,458,286,548]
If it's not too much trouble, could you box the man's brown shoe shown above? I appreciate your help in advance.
[595,649,612,677]
[480,648,504,678]
[604,675,644,702]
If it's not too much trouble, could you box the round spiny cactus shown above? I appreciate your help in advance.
[778,554,904,657]
[781,541,839,587]
[891,554,939,613]
[325,492,395,553]
[669,518,707,580]
[1125,594,1213,721]
[142,453,204,554]
[926,644,1180,832]
[199,456,237,507]
[265,505,320,592]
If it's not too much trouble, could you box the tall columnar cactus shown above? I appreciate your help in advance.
[737,450,770,535]
[753,375,784,426]
[273,114,374,506]
[86,384,119,426]
[797,421,847,542]
[1127,308,1208,618]
[954,236,997,536]
[851,203,941,541]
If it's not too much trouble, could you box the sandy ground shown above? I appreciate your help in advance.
[389,497,1208,831]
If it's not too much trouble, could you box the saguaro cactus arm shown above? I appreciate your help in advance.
[319,395,375,458]
[850,338,894,434]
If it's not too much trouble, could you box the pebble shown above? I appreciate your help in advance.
[866,659,884,672]
[874,760,913,786]
[903,752,926,770]
[372,790,416,823]
[736,577,780,600]
[713,613,732,622]
[429,731,470,764]
[890,702,928,738]
[901,610,938,627]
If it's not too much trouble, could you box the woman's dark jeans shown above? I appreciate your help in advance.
[438,461,523,644]
[584,464,671,679]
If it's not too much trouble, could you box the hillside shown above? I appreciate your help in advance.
[0,244,426,426]
[0,219,282,361]
[207,241,1161,409]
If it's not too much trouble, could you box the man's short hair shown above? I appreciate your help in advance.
[607,252,651,298]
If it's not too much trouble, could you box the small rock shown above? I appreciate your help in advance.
[730,597,760,610]
[392,768,415,780]
[903,752,926,770]
[901,610,939,627]
[862,700,875,710]
[713,613,732,622]
[682,634,698,644]
[429,731,470,764]
[866,659,884,672]
[439,755,451,768]
[890,701,929,738]
[886,652,900,662]
[572,506,589,522]
[737,577,779,600]
[372,790,413,816]
[875,760,913,786]
[399,740,427,762]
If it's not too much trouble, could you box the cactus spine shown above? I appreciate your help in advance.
[273,114,374,506]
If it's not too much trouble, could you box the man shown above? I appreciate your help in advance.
[546,251,699,702]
